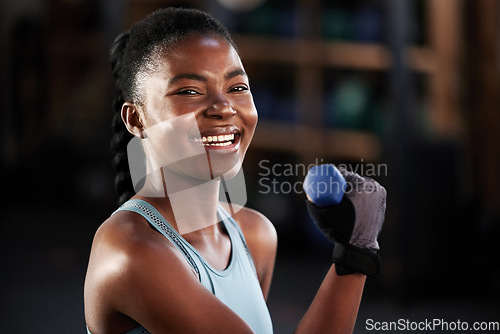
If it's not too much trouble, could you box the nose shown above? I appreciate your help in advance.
[204,96,236,119]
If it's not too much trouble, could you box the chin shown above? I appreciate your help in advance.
[206,150,243,179]
[160,150,242,185]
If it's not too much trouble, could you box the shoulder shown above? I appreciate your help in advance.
[223,203,277,250]
[86,210,193,284]
[84,211,196,325]
[89,210,180,263]
[236,206,277,245]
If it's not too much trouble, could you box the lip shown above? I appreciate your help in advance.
[190,126,241,154]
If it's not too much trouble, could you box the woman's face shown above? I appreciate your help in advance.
[135,33,257,183]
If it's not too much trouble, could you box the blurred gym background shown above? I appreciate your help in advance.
[1,0,499,333]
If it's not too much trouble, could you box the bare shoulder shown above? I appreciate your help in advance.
[85,210,192,289]
[87,210,181,266]
[84,211,196,332]
[223,203,277,248]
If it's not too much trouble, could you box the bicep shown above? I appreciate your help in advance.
[112,243,254,333]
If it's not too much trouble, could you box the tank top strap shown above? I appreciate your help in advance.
[114,199,201,279]
[217,205,257,276]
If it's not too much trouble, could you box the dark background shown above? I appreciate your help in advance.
[1,0,499,333]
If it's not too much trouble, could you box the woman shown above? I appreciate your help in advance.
[84,7,385,334]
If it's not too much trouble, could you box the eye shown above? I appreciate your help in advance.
[176,89,201,96]
[229,85,249,93]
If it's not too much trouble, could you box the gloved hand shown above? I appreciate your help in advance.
[305,168,386,277]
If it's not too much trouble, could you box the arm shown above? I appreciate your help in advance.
[234,204,367,333]
[239,211,367,334]
[295,268,366,334]
[296,168,386,333]
[85,212,254,334]
[237,208,368,334]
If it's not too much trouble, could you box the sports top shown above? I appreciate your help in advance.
[87,198,273,334]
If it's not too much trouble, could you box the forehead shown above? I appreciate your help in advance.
[159,34,243,75]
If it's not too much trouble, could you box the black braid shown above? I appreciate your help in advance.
[108,7,236,205]
[110,32,135,205]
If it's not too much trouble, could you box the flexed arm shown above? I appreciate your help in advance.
[296,166,386,333]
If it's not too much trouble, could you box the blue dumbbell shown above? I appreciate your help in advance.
[303,164,346,207]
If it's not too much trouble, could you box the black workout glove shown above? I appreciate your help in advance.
[306,169,386,277]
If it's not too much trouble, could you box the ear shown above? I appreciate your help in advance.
[121,102,144,138]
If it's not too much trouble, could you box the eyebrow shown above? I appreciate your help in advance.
[169,73,207,85]
[169,69,247,85]
[225,69,247,80]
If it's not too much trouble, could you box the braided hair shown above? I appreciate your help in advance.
[109,7,236,205]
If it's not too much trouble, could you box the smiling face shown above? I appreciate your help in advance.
[123,33,257,184]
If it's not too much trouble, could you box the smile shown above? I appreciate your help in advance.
[191,133,236,147]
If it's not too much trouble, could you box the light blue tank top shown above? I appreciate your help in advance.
[95,199,273,334]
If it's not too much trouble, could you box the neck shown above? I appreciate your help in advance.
[137,166,221,235]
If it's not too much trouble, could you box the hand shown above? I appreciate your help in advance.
[306,169,386,277]
[342,169,386,250]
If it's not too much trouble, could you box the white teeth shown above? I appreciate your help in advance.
[192,133,236,147]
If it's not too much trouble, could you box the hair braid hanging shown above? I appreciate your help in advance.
[110,32,135,205]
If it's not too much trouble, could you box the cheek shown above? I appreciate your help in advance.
[239,96,258,128]
[143,113,205,168]
[247,110,258,135]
